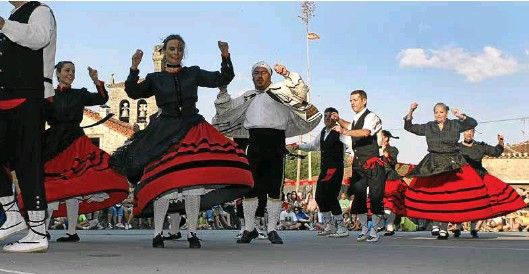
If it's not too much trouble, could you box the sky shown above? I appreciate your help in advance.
[2,1,528,163]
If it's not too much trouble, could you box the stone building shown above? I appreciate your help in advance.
[80,45,162,153]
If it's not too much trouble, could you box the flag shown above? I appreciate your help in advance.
[307,32,320,40]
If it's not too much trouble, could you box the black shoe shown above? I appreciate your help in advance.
[437,230,449,240]
[431,227,440,236]
[384,230,395,236]
[470,230,479,238]
[163,232,182,240]
[236,229,258,244]
[46,232,51,240]
[57,233,80,242]
[188,233,201,249]
[267,231,283,244]
[453,229,461,238]
[152,234,164,248]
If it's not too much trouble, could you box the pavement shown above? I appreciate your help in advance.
[1,230,528,274]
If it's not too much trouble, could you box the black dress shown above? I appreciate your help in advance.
[111,56,254,217]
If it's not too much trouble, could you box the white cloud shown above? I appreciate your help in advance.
[525,49,529,56]
[397,46,520,82]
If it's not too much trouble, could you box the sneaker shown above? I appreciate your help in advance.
[267,231,283,244]
[152,234,164,248]
[356,233,368,242]
[236,229,258,244]
[318,223,337,236]
[258,232,268,240]
[163,232,182,240]
[470,230,479,238]
[366,235,379,242]
[107,224,113,229]
[384,230,395,236]
[188,233,201,249]
[437,230,449,240]
[431,226,440,236]
[115,223,125,229]
[57,233,80,242]
[329,226,349,238]
[453,229,461,238]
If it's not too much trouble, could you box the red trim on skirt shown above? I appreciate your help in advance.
[18,135,129,217]
[383,178,408,216]
[404,165,496,223]
[134,122,254,216]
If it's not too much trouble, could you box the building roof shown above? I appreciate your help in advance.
[83,108,134,137]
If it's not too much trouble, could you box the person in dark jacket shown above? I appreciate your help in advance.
[112,34,253,249]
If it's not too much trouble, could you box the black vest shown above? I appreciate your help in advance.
[351,109,379,162]
[319,127,344,168]
[0,1,46,99]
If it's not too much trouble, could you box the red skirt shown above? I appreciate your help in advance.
[19,135,129,217]
[134,122,254,216]
[404,165,495,223]
[482,174,526,217]
[383,178,408,215]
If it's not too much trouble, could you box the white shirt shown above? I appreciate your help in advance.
[349,107,382,136]
[299,127,353,155]
[243,91,291,130]
[2,4,57,98]
[279,210,298,222]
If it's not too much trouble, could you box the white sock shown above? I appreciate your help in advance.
[266,199,281,233]
[169,213,181,235]
[66,199,79,235]
[45,202,59,229]
[370,214,383,237]
[0,195,24,228]
[239,218,245,233]
[153,197,169,237]
[242,198,258,232]
[385,210,396,232]
[184,195,200,238]
[358,214,368,235]
[333,214,344,228]
[19,210,47,242]
[321,211,332,225]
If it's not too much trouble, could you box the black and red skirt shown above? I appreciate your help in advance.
[482,174,526,217]
[19,135,129,217]
[133,121,254,216]
[383,178,408,215]
[404,164,497,222]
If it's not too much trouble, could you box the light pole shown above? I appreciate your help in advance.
[298,1,316,190]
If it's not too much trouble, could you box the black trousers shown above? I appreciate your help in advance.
[244,129,286,200]
[315,166,344,216]
[349,160,386,215]
[0,99,47,210]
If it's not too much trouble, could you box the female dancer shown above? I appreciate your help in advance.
[35,61,128,242]
[112,35,253,248]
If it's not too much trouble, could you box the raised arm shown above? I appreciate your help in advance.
[82,67,108,106]
[197,41,235,88]
[124,49,155,99]
[483,134,505,157]
[451,108,478,132]
[404,102,427,136]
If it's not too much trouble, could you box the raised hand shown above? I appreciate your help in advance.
[410,102,419,112]
[332,125,344,134]
[451,108,465,119]
[218,41,229,57]
[131,49,143,70]
[497,134,505,145]
[88,67,99,83]
[274,64,290,77]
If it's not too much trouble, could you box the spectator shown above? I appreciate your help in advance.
[339,192,351,214]
[110,204,125,229]
[278,204,302,230]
